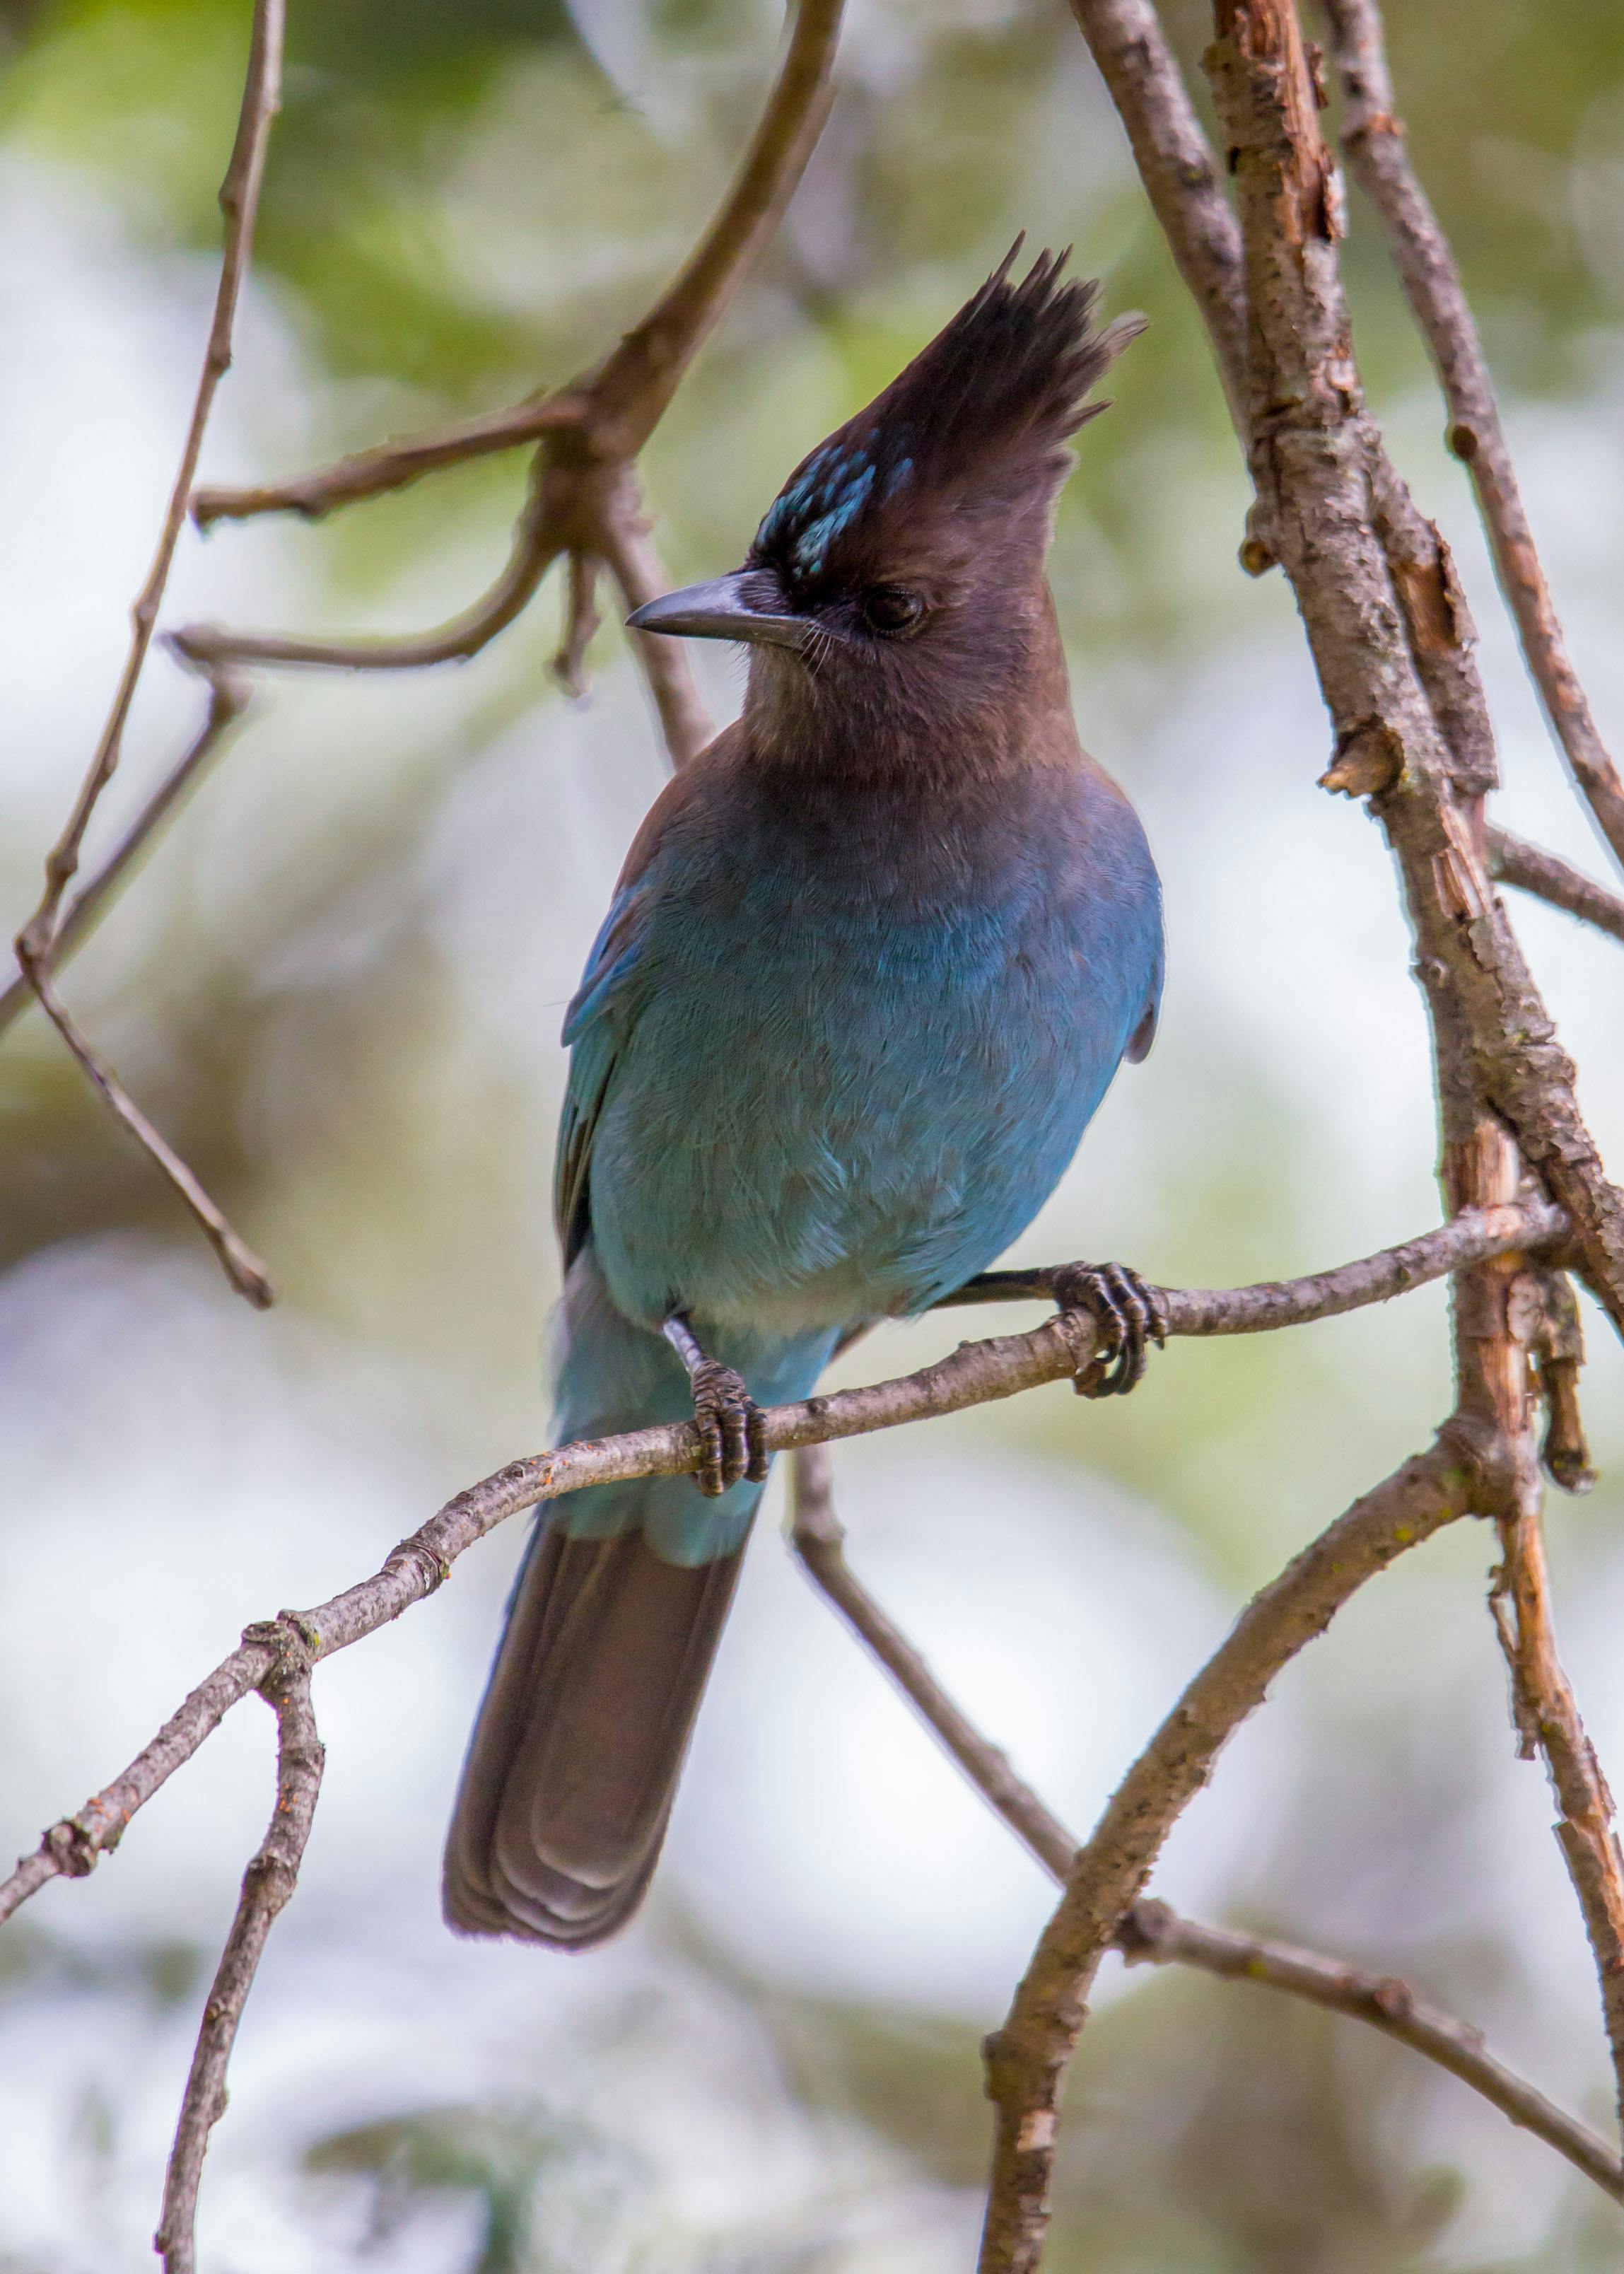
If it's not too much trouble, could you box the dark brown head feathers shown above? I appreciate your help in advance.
[751,244,1141,591]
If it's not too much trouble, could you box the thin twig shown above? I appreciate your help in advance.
[171,462,563,673]
[978,1428,1497,2274]
[13,0,282,964]
[0,1199,1564,1927]
[8,0,284,1306]
[787,1445,1624,2208]
[1064,0,1249,440]
[1322,0,1624,874]
[1118,1900,1624,2201]
[1489,827,1624,948]
[153,1617,324,2273]
[0,668,250,1044]
[1490,1514,1624,2133]
[599,500,715,772]
[14,964,273,1307]
[554,549,602,699]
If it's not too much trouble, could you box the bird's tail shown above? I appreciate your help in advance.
[443,1252,834,1949]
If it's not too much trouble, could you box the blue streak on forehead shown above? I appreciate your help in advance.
[754,436,889,576]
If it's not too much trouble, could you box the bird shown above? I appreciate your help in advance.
[443,246,1166,1949]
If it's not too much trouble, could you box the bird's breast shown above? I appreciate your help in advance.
[585,761,1159,1336]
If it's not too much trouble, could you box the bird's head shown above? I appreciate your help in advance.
[627,245,1141,749]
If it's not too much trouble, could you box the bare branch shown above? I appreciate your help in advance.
[1322,0,1624,873]
[13,0,283,964]
[0,1199,1564,1928]
[1064,0,1249,441]
[171,461,563,673]
[1195,0,1624,1338]
[153,1617,324,2273]
[599,501,715,772]
[787,1449,1624,2208]
[938,1194,1567,1327]
[553,549,603,701]
[188,0,844,530]
[1489,827,1624,948]
[190,395,581,528]
[789,1445,1077,1872]
[0,668,250,1044]
[5,1,283,1305]
[11,963,273,1308]
[1118,1901,1624,2201]
[978,1430,1495,2274]
[1491,1513,1624,2131]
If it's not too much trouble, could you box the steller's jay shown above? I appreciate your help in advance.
[443,248,1165,1949]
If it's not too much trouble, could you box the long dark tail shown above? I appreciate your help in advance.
[443,1520,746,1947]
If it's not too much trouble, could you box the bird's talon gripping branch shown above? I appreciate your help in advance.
[662,1314,769,1495]
[1048,1261,1167,1398]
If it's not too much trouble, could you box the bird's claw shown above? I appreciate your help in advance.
[1049,1261,1167,1399]
[690,1359,769,1497]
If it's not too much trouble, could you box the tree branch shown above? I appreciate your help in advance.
[785,1445,1624,2208]
[153,1616,324,2274]
[0,1199,1562,1928]
[1490,1510,1624,2133]
[1488,827,1624,948]
[1118,1899,1624,2201]
[1064,0,1250,440]
[16,964,273,1307]
[978,1430,1495,2274]
[7,0,283,1302]
[0,667,250,1044]
[1321,0,1624,874]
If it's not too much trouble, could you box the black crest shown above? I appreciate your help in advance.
[751,244,1140,589]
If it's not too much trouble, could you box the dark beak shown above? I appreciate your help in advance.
[626,571,807,651]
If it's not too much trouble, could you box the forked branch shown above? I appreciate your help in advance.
[8,0,283,1298]
[787,1445,1624,2207]
[153,1616,324,2274]
[1323,0,1624,873]
[979,1430,1496,2274]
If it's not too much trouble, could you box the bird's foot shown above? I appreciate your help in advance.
[662,1312,770,1497]
[689,1359,769,1497]
[1048,1261,1167,1399]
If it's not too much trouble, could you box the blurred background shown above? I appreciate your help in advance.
[2,0,1624,2263]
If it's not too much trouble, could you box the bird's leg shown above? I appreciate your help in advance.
[661,1312,770,1498]
[1048,1261,1168,1398]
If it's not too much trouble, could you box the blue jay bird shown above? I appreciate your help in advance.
[444,248,1164,1948]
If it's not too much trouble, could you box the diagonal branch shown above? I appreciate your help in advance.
[0,667,250,1044]
[787,1444,1624,2208]
[977,1429,1496,2274]
[0,1197,1565,1928]
[8,0,284,1305]
[1488,827,1624,948]
[1063,0,1249,437]
[14,0,283,964]
[1321,0,1624,875]
[1490,1510,1624,2133]
[1118,1899,1624,2201]
[18,964,273,1307]
[153,1616,324,2273]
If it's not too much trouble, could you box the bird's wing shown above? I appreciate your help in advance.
[554,877,655,1268]
[552,734,740,1266]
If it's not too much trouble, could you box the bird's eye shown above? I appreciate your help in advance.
[860,586,925,636]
